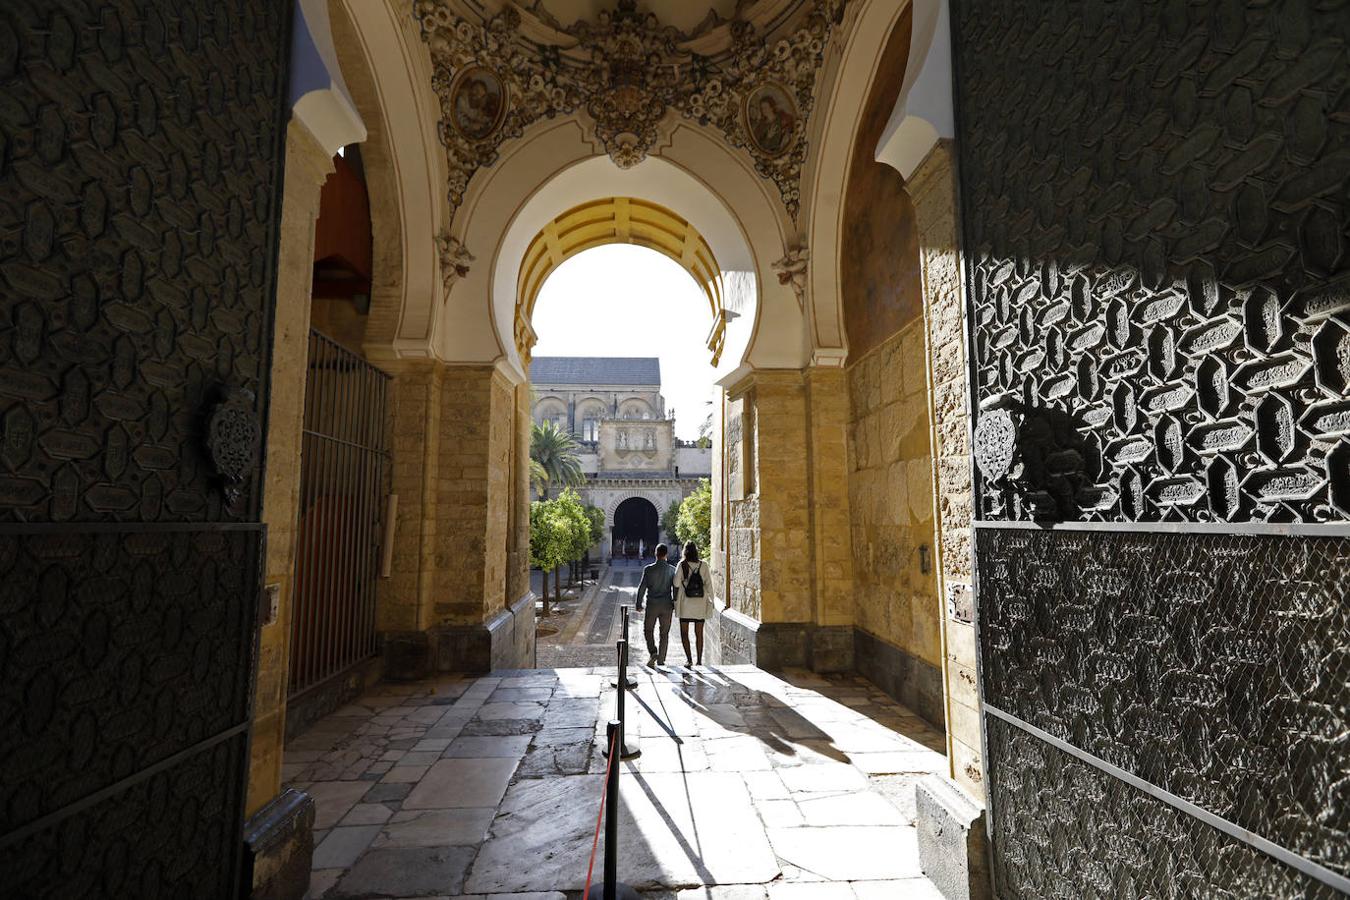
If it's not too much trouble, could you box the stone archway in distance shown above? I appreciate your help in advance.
[611,496,661,557]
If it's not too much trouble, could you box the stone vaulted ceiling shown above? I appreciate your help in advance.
[413,0,848,224]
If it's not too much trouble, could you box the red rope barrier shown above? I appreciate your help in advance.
[584,727,620,897]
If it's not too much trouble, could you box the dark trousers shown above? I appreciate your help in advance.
[643,599,674,663]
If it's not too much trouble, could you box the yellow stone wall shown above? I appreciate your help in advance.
[722,371,853,628]
[373,362,518,632]
[805,368,855,627]
[723,392,759,618]
[909,142,983,798]
[846,320,943,670]
[379,359,445,633]
[710,390,727,603]
[746,373,814,623]
[310,296,369,353]
[247,121,335,816]
[431,367,488,623]
[507,384,532,606]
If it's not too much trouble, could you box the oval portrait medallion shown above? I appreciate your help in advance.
[449,65,507,140]
[744,82,798,158]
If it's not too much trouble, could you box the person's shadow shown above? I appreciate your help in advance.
[651,666,853,764]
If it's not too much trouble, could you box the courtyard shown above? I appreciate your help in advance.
[286,666,947,898]
[535,561,652,669]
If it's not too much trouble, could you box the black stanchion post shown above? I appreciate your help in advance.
[587,670,639,898]
[602,628,641,761]
[610,606,638,690]
[603,720,619,899]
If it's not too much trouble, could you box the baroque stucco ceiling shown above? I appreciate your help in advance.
[414,0,848,227]
[521,0,743,34]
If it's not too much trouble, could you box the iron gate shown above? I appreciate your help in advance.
[950,0,1350,897]
[288,330,391,697]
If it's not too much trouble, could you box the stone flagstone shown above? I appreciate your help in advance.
[287,667,947,899]
[465,772,779,893]
[403,758,519,810]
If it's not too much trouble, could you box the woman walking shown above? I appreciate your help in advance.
[674,541,712,668]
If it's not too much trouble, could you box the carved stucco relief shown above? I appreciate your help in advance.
[412,0,849,223]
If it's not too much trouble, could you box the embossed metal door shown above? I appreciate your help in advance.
[0,2,291,896]
[951,2,1350,897]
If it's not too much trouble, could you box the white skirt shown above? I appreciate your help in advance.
[675,593,713,620]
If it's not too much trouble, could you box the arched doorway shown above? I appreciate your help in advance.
[612,497,660,558]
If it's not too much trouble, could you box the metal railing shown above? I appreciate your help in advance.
[288,329,391,698]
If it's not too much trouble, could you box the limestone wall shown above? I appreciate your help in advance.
[248,121,334,815]
[748,373,814,623]
[507,385,532,607]
[429,365,512,626]
[909,142,982,797]
[377,361,526,674]
[845,320,944,707]
[805,368,854,628]
[674,446,713,475]
[379,359,444,634]
[310,295,369,353]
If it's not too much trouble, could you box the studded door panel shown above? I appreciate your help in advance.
[951,1,1350,896]
[0,0,290,896]
[954,1,1349,526]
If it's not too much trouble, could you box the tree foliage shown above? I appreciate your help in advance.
[674,479,712,558]
[584,504,606,548]
[530,419,584,497]
[551,488,594,565]
[529,499,573,575]
[661,500,682,543]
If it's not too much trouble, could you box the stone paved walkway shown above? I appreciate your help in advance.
[287,665,948,899]
[540,562,657,667]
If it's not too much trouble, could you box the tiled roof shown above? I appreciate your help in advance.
[530,356,661,386]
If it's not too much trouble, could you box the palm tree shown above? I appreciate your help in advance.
[529,458,549,498]
[530,420,584,498]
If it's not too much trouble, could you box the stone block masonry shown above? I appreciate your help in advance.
[376,362,532,678]
[908,142,983,799]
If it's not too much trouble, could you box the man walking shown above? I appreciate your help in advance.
[635,543,676,667]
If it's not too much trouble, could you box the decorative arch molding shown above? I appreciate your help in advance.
[442,115,806,380]
[874,0,954,180]
[516,198,728,367]
[604,492,667,527]
[617,398,657,419]
[533,396,567,414]
[331,0,448,361]
[289,0,366,154]
[801,0,913,365]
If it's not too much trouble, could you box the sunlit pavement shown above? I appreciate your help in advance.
[288,665,947,899]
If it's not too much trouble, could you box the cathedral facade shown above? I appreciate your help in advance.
[531,357,711,555]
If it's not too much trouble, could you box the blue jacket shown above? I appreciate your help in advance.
[636,560,676,606]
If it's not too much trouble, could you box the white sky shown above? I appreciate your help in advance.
[531,244,718,441]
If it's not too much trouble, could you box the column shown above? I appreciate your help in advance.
[247,119,333,813]
[377,363,531,676]
[909,141,982,798]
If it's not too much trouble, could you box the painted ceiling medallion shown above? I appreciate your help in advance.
[744,81,798,157]
[448,64,507,140]
[414,0,847,221]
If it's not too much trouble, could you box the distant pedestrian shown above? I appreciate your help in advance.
[674,542,713,668]
[635,543,676,668]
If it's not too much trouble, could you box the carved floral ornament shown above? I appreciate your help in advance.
[435,228,475,294]
[413,0,848,223]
